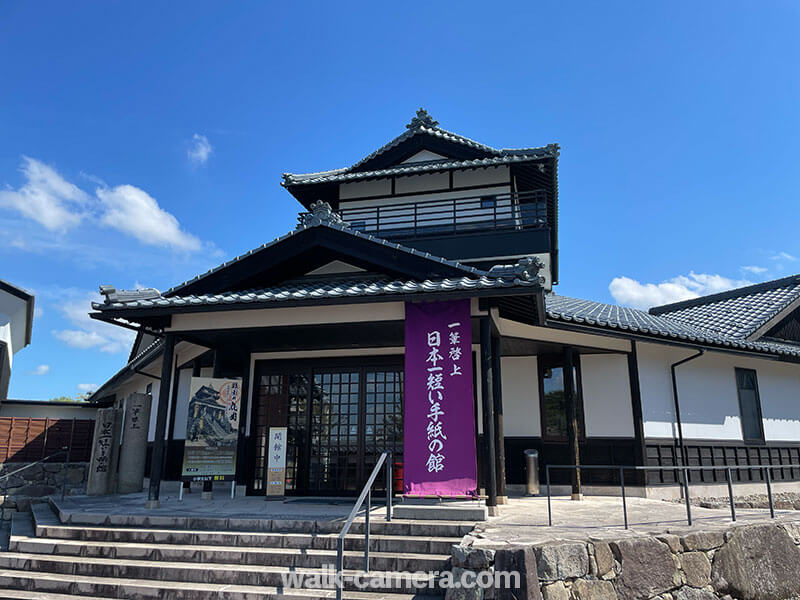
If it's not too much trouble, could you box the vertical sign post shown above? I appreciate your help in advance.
[266,426,288,498]
[403,299,477,496]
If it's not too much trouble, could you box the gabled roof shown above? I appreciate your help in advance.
[92,203,546,317]
[545,294,800,359]
[282,109,558,187]
[649,274,800,341]
[159,202,484,298]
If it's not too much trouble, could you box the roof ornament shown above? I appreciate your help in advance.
[406,108,439,130]
[297,200,350,230]
[487,257,545,283]
[98,285,161,305]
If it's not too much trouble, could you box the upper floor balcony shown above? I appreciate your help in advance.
[336,190,549,241]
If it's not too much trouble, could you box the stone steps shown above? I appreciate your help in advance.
[0,554,445,594]
[8,535,451,572]
[0,569,441,600]
[47,501,475,537]
[0,501,472,599]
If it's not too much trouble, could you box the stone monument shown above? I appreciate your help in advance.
[86,407,122,495]
[117,393,152,494]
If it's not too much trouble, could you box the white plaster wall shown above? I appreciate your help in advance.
[395,172,450,194]
[638,342,800,442]
[580,354,634,437]
[339,186,510,209]
[452,166,509,188]
[171,368,192,440]
[500,356,541,437]
[0,291,28,355]
[339,179,392,200]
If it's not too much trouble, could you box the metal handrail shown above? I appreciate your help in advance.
[335,451,393,600]
[1,447,71,521]
[544,463,800,530]
[338,190,548,239]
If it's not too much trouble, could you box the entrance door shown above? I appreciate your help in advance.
[250,359,403,495]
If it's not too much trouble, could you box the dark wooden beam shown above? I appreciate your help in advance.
[147,333,175,508]
[491,334,507,502]
[627,342,647,485]
[480,318,498,513]
[563,346,582,499]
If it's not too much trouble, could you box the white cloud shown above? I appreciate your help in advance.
[77,383,99,393]
[52,292,135,354]
[771,252,797,262]
[33,306,44,319]
[188,133,212,165]
[96,184,202,252]
[741,265,768,275]
[0,157,90,231]
[31,364,50,376]
[0,157,206,254]
[609,271,752,310]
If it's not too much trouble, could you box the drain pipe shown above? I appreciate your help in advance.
[671,349,705,467]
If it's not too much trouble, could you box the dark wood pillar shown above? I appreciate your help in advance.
[627,342,647,486]
[234,353,251,488]
[480,318,498,514]
[202,349,222,497]
[491,334,507,503]
[147,333,175,508]
[563,346,582,499]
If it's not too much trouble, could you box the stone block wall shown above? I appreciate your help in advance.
[0,462,87,517]
[450,522,800,600]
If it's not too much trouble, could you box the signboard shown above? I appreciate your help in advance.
[266,426,288,496]
[181,377,241,482]
[403,299,477,496]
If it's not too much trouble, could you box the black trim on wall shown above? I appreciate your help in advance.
[645,438,800,484]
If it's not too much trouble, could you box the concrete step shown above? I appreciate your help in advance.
[0,568,443,599]
[392,505,487,522]
[38,503,475,539]
[8,536,451,572]
[0,553,445,594]
[0,590,114,600]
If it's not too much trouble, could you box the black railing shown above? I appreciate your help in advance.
[338,190,548,239]
[544,463,800,530]
[335,451,393,600]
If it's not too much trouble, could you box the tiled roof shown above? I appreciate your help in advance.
[282,108,557,186]
[161,202,483,297]
[94,275,542,312]
[282,150,557,186]
[649,275,800,340]
[545,294,800,358]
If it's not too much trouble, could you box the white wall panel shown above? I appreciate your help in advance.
[501,356,541,437]
[580,354,634,437]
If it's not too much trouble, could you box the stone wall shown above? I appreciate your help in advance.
[0,462,87,517]
[450,522,800,600]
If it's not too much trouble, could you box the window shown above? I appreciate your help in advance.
[735,368,764,442]
[480,195,497,209]
[539,356,585,439]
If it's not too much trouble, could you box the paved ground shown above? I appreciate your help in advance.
[473,495,800,547]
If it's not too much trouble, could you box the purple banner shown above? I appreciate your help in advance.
[404,300,477,496]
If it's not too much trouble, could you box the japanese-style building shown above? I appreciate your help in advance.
[88,110,800,509]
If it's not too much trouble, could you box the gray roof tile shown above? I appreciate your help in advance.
[282,151,557,186]
[545,294,800,358]
[94,275,542,312]
[649,275,800,340]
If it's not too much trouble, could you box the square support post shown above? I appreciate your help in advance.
[563,346,582,499]
[480,317,498,514]
[147,333,175,508]
[490,334,507,504]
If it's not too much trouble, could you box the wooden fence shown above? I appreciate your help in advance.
[0,417,95,463]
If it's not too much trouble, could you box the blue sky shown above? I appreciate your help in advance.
[1,2,798,400]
